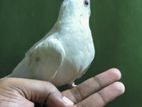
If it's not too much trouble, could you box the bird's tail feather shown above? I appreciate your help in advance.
[8,57,32,78]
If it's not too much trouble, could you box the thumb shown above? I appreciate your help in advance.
[0,78,74,107]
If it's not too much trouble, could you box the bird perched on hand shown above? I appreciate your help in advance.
[9,0,95,87]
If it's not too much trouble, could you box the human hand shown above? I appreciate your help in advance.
[0,68,125,107]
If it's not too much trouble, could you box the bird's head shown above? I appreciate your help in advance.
[58,0,91,23]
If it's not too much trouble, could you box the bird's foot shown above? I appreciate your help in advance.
[67,82,77,88]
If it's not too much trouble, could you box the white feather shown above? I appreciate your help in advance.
[10,0,95,86]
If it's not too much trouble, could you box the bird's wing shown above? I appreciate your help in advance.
[11,36,65,81]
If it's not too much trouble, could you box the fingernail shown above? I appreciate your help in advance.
[62,96,74,106]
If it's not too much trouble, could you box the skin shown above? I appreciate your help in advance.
[0,68,125,107]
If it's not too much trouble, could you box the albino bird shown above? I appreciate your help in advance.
[9,0,95,86]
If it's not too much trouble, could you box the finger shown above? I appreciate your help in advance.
[62,68,121,103]
[0,78,73,107]
[77,82,125,107]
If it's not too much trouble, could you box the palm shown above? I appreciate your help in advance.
[0,68,125,107]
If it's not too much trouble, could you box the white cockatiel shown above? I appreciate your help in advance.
[9,0,95,86]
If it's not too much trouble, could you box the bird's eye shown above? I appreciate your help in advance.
[84,0,89,6]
